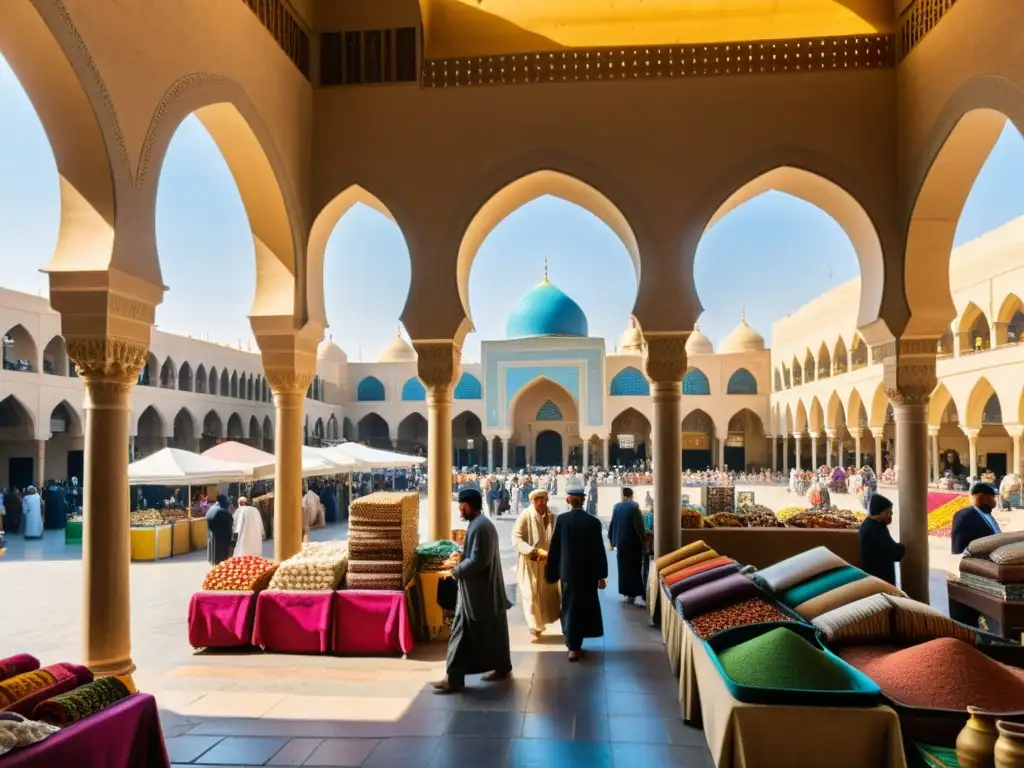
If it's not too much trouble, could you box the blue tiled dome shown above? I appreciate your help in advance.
[506,271,588,339]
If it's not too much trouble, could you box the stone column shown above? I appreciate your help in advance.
[486,437,495,472]
[49,273,163,685]
[793,434,802,470]
[644,333,687,560]
[782,435,789,472]
[883,336,940,604]
[769,435,777,472]
[582,438,589,473]
[36,439,46,486]
[825,430,836,468]
[1008,426,1024,477]
[502,436,510,470]
[928,428,940,484]
[254,322,320,563]
[966,428,980,478]
[871,428,884,476]
[603,437,610,469]
[810,433,819,469]
[129,436,135,462]
[854,431,862,469]
[414,341,460,542]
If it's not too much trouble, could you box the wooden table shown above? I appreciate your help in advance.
[947,580,1024,642]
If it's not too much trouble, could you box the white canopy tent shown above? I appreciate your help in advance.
[201,442,357,479]
[128,447,250,486]
[318,443,426,469]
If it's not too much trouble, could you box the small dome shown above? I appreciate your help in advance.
[686,325,714,356]
[618,317,644,354]
[377,329,417,363]
[317,337,348,363]
[506,262,588,339]
[719,315,765,354]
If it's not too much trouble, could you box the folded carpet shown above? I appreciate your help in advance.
[33,677,132,726]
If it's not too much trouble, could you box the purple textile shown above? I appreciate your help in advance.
[1,694,169,768]
[0,656,38,683]
[253,590,333,654]
[674,572,759,618]
[667,563,741,600]
[188,591,256,649]
[332,590,414,656]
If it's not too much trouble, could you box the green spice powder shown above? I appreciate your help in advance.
[718,627,851,691]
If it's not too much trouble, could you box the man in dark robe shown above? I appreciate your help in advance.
[319,483,338,524]
[42,483,69,530]
[608,487,645,603]
[951,483,1003,631]
[545,486,607,661]
[205,494,234,566]
[2,489,22,534]
[858,494,905,586]
[433,488,513,694]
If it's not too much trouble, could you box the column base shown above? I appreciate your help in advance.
[88,656,137,680]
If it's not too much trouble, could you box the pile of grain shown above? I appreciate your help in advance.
[840,637,1024,710]
[718,627,851,691]
[688,597,790,640]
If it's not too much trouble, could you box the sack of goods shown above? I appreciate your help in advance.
[347,492,419,590]
[202,555,279,592]
[269,541,349,591]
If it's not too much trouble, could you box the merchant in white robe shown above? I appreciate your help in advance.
[232,496,265,557]
[512,488,562,639]
[302,487,320,541]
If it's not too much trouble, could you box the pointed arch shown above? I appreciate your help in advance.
[817,342,831,379]
[401,376,427,401]
[785,404,795,435]
[139,352,158,386]
[869,382,889,427]
[726,368,757,395]
[508,375,579,426]
[203,410,224,439]
[357,376,386,402]
[928,383,954,427]
[230,371,239,398]
[454,372,483,400]
[782,363,791,389]
[3,324,38,372]
[833,337,848,374]
[965,377,999,428]
[803,349,816,382]
[178,361,193,392]
[357,412,391,448]
[172,407,198,449]
[774,368,783,393]
[795,401,809,433]
[263,415,274,441]
[826,391,846,431]
[42,336,68,376]
[610,366,650,397]
[208,366,217,395]
[850,335,868,370]
[48,399,82,438]
[536,400,564,421]
[195,363,207,393]
[997,293,1024,325]
[682,368,710,396]
[791,356,803,387]
[220,369,230,396]
[226,413,244,440]
[809,397,824,433]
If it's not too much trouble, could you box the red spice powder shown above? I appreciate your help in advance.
[688,597,790,640]
[839,637,1024,711]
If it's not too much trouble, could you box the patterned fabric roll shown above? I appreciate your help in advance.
[0,668,61,710]
[0,655,39,684]
[33,677,131,726]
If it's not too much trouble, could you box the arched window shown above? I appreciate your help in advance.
[682,369,710,396]
[726,368,758,395]
[357,376,386,402]
[609,367,650,397]
[536,400,563,421]
[402,377,426,401]
[774,369,782,392]
[454,373,483,400]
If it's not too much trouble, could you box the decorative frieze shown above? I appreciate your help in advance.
[66,338,148,385]
[414,342,461,393]
[239,0,310,79]
[422,34,895,88]
[898,0,958,60]
[882,337,939,406]
[643,334,689,385]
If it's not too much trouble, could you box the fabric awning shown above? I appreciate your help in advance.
[201,442,356,479]
[128,447,250,485]
[318,443,426,469]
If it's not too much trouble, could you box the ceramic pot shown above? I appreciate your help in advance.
[958,708,1000,768]
[995,721,1024,768]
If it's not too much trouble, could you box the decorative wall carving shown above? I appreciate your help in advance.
[898,0,958,60]
[264,367,315,395]
[882,337,939,406]
[423,34,895,88]
[643,334,688,384]
[239,0,310,78]
[65,338,148,383]
[414,342,461,391]
[136,73,230,187]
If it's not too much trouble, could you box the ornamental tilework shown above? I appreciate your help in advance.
[536,400,563,421]
[726,368,758,395]
[610,366,650,396]
[402,377,426,401]
[454,373,482,400]
[357,376,386,402]
[683,369,711,396]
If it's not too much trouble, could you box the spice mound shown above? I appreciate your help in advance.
[718,627,851,691]
[689,597,790,640]
[840,637,1024,711]
[202,555,278,592]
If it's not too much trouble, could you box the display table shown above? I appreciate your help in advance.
[64,520,82,545]
[332,590,414,657]
[679,529,861,570]
[947,580,1024,642]
[170,520,191,556]
[0,694,169,768]
[189,518,207,551]
[253,590,333,654]
[188,591,257,649]
[689,623,906,767]
[130,525,172,561]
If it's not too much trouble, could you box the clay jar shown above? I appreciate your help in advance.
[995,721,1024,768]
[958,708,1000,768]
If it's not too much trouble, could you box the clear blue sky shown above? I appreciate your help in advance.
[3,56,1024,362]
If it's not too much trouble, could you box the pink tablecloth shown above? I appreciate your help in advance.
[187,591,257,649]
[332,590,414,656]
[253,590,333,654]
[0,694,169,768]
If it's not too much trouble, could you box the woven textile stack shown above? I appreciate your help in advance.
[955,531,1024,600]
[416,540,460,573]
[348,492,419,590]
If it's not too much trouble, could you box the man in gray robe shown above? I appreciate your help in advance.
[433,488,513,693]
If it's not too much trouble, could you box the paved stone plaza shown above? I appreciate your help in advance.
[3,483,1016,766]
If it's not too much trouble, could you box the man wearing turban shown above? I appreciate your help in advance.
[512,488,562,639]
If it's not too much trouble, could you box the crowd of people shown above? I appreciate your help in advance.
[0,482,77,543]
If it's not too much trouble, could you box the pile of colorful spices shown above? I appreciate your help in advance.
[717,627,851,691]
[688,597,790,640]
[840,637,1024,710]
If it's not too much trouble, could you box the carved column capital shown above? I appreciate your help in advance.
[413,341,461,398]
[642,332,688,383]
[881,337,938,407]
[252,319,322,396]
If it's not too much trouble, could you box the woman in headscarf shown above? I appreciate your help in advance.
[206,494,234,565]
